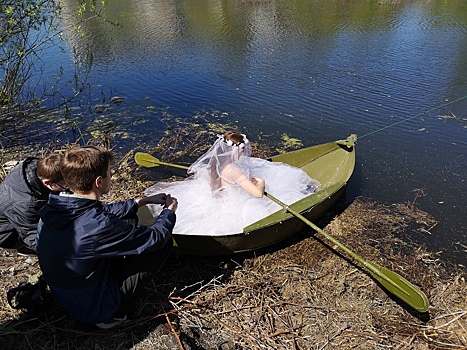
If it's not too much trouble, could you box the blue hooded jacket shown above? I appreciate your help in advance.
[36,193,176,324]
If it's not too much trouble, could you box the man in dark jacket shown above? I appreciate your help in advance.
[0,154,65,255]
[36,145,177,329]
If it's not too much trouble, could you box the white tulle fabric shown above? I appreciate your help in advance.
[145,135,320,236]
[187,134,253,191]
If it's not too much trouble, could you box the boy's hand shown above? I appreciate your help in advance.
[136,193,167,207]
[136,193,177,212]
[164,194,178,212]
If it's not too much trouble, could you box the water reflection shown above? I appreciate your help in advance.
[59,0,412,73]
[56,0,467,123]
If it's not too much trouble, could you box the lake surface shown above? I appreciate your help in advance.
[26,0,467,263]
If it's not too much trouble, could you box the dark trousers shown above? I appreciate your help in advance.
[110,240,172,318]
[0,230,20,249]
[0,217,21,248]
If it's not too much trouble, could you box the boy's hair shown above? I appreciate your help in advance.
[36,153,64,183]
[61,145,114,193]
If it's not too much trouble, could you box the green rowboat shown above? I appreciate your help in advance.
[138,134,357,255]
[137,135,432,314]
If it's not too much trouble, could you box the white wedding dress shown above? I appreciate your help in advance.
[145,135,320,236]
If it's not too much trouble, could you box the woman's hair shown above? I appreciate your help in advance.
[61,145,114,193]
[209,131,246,192]
[223,131,245,146]
[36,153,64,183]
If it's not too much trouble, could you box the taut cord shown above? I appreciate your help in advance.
[358,95,467,140]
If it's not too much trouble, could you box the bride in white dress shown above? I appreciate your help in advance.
[145,131,320,236]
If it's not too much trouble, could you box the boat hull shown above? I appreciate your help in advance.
[170,184,347,255]
[140,135,356,256]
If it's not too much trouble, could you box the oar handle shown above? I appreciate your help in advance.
[158,161,189,170]
[265,192,365,266]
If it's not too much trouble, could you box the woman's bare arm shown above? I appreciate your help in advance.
[222,164,265,198]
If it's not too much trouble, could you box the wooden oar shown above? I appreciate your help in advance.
[134,154,429,312]
[265,192,429,313]
[134,152,189,170]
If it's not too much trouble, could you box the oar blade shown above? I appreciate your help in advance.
[134,152,160,168]
[265,192,429,313]
[364,261,429,312]
[135,152,190,170]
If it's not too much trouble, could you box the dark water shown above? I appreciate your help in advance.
[35,0,467,264]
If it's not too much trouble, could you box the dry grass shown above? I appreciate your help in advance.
[161,199,466,350]
[0,122,465,349]
[1,195,465,349]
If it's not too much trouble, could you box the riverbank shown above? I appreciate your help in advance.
[0,126,466,348]
[0,148,465,348]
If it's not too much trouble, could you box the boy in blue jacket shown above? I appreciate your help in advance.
[36,145,177,329]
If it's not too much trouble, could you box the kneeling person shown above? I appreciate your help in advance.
[36,145,177,328]
[0,153,65,255]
